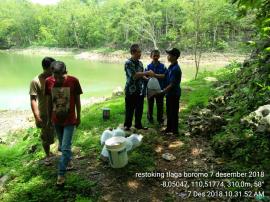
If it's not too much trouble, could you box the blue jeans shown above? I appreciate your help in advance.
[54,125,75,176]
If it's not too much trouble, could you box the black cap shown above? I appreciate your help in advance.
[166,48,180,58]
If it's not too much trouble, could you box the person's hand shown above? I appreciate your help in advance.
[146,70,155,77]
[76,118,81,128]
[35,116,43,128]
[156,90,165,97]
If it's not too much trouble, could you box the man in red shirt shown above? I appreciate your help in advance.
[45,61,82,186]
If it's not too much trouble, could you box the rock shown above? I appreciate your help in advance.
[182,86,195,92]
[255,105,270,117]
[0,175,9,187]
[168,141,184,149]
[199,109,212,116]
[72,146,82,154]
[0,138,6,144]
[204,77,218,82]
[112,86,124,97]
[241,105,270,133]
[184,132,191,136]
[188,108,226,136]
[89,171,101,175]
[162,153,176,161]
[214,96,226,105]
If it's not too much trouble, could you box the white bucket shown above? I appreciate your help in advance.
[105,137,128,168]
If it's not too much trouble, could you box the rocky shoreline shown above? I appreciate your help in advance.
[2,47,247,65]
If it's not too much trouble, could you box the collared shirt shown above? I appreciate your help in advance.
[145,61,167,89]
[29,73,49,117]
[124,58,144,95]
[165,62,182,97]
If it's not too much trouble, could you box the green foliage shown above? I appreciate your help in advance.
[0,0,255,51]
[206,0,270,168]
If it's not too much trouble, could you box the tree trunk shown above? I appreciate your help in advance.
[165,9,168,37]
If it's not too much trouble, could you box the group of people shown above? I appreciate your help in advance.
[124,44,182,135]
[29,44,181,186]
[29,58,82,185]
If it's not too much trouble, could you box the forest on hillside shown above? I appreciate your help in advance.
[0,0,256,51]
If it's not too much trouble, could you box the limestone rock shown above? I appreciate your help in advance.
[241,105,270,133]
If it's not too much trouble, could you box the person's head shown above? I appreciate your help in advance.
[150,49,160,62]
[42,57,56,74]
[130,44,141,60]
[51,61,67,83]
[166,48,180,63]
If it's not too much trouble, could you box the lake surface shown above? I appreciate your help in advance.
[0,51,224,110]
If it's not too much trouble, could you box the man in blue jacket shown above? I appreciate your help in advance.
[160,48,182,135]
[145,49,167,125]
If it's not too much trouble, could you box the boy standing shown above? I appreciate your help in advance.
[124,44,154,130]
[145,50,167,125]
[160,48,182,135]
[29,57,56,165]
[45,61,82,185]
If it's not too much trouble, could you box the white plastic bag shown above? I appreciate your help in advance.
[101,145,109,157]
[100,130,113,145]
[125,139,133,152]
[112,127,125,137]
[126,134,143,149]
[147,78,161,98]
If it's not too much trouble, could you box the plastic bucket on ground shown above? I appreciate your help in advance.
[102,108,110,120]
[105,137,128,168]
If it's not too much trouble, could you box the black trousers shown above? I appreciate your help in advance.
[124,93,144,128]
[166,95,180,134]
[147,94,164,123]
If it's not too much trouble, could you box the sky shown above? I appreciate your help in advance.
[31,0,59,5]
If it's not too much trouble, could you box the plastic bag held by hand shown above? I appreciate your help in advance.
[147,78,161,98]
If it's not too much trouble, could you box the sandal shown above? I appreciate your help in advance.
[66,160,74,171]
[44,157,52,166]
[56,175,65,186]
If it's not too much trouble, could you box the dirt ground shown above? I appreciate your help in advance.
[45,128,228,202]
[38,114,231,202]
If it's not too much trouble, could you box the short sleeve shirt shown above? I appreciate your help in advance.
[165,62,182,97]
[45,75,83,126]
[29,74,47,117]
[145,62,167,89]
[124,58,144,95]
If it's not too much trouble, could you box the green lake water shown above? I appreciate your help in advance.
[0,51,222,110]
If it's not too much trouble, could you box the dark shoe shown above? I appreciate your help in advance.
[44,157,52,166]
[124,126,131,131]
[66,160,75,171]
[135,126,148,130]
[56,175,65,186]
[161,127,173,135]
[160,127,167,132]
[164,132,173,136]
